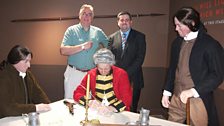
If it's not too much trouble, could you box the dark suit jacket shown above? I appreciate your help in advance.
[108,29,146,90]
[164,26,224,126]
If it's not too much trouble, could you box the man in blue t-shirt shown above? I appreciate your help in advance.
[60,4,108,99]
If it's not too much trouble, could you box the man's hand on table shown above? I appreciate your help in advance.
[35,103,51,112]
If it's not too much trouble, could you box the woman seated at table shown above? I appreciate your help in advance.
[73,48,132,114]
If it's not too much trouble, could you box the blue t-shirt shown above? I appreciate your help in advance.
[62,23,109,70]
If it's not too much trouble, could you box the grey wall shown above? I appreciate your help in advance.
[0,0,170,67]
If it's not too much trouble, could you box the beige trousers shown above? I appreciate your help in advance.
[64,65,87,99]
[168,95,208,126]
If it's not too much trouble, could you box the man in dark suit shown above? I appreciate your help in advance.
[108,11,146,113]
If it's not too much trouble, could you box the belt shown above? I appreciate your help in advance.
[68,64,90,72]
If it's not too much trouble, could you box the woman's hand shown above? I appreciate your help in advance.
[89,100,101,110]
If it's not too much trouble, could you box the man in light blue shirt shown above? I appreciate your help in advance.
[60,4,108,98]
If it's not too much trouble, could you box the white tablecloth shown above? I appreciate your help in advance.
[0,99,187,126]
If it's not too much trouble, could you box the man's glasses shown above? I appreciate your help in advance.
[82,12,93,17]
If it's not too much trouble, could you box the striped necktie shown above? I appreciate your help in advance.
[122,33,126,50]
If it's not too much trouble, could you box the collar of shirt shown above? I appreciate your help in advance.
[120,29,131,39]
[78,23,90,32]
[19,71,26,79]
[184,31,198,41]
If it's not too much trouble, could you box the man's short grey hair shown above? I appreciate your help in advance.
[79,4,94,17]
[93,48,115,65]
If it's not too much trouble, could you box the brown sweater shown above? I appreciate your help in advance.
[174,39,196,96]
[0,62,50,118]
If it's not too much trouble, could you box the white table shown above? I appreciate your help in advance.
[0,99,187,126]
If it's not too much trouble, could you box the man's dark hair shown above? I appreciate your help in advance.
[7,45,33,64]
[117,11,132,21]
[174,7,200,32]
